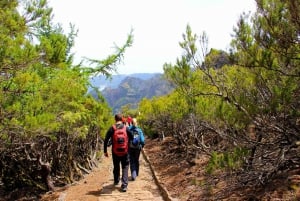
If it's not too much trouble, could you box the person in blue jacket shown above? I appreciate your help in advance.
[128,118,145,181]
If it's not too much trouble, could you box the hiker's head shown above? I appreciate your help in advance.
[132,118,138,126]
[122,117,127,124]
[127,116,132,124]
[115,114,123,122]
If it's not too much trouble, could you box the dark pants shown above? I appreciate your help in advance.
[112,153,129,187]
[129,148,141,180]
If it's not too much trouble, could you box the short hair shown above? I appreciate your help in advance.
[115,114,123,121]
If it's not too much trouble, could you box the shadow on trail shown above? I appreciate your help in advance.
[86,189,102,196]
[86,183,121,196]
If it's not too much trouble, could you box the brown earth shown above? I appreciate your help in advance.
[39,137,300,201]
[144,137,300,201]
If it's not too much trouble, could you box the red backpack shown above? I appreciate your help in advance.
[112,124,128,156]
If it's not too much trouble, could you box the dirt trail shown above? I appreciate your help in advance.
[41,137,300,201]
[41,149,167,201]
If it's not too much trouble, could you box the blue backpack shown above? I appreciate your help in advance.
[130,127,141,149]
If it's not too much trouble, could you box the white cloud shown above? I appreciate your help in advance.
[48,0,256,74]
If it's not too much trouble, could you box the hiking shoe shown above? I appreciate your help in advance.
[114,181,119,185]
[121,186,127,192]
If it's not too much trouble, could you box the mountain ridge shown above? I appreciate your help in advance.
[89,73,161,91]
[89,73,174,112]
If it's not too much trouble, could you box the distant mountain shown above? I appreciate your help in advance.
[89,73,161,91]
[89,73,174,112]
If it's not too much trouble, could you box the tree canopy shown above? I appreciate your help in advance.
[0,0,133,196]
[138,0,300,199]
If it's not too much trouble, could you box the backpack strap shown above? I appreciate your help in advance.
[112,123,123,131]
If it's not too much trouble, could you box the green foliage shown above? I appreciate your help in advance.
[230,0,300,119]
[83,30,133,78]
[120,104,139,118]
[164,26,200,114]
[162,25,255,131]
[138,91,189,137]
[203,48,231,69]
[140,1,299,195]
[0,0,132,138]
[0,0,132,193]
[206,147,249,174]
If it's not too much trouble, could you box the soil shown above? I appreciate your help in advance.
[38,137,300,201]
[144,137,300,201]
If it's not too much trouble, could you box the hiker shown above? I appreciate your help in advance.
[122,116,129,127]
[103,114,133,192]
[127,115,132,126]
[128,118,145,181]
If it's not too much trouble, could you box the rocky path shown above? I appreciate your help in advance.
[42,149,168,201]
[97,150,165,201]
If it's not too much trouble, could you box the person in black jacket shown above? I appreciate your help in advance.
[103,114,133,192]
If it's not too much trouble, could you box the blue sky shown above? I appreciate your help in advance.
[49,0,256,74]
